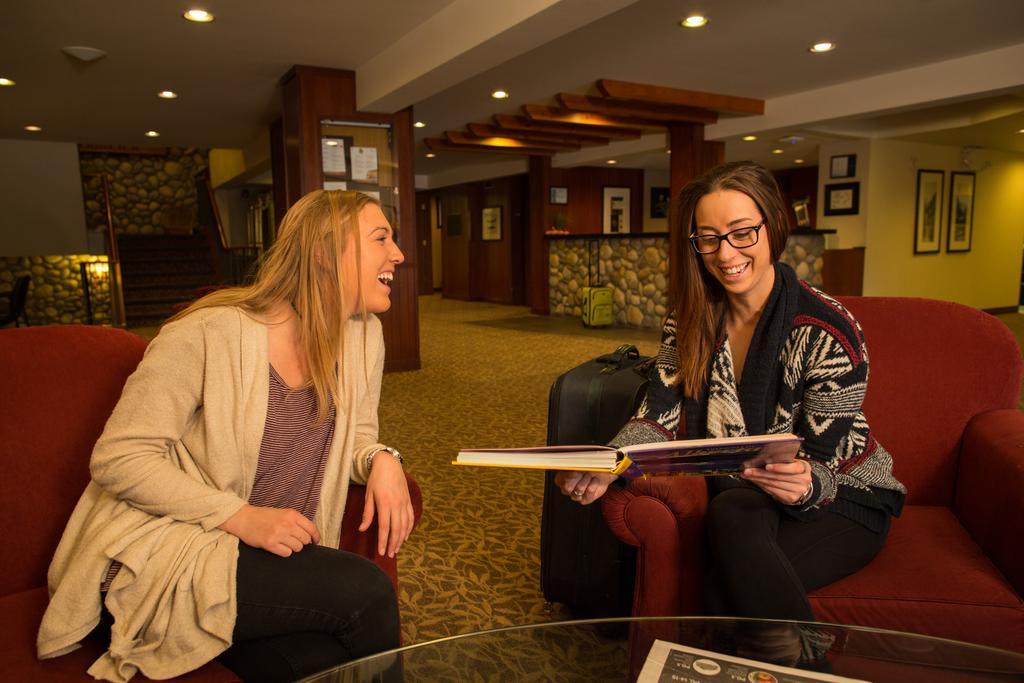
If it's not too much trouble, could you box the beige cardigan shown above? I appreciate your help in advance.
[37,307,388,682]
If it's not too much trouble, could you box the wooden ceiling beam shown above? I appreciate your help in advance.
[467,122,609,147]
[556,92,718,125]
[445,130,580,152]
[523,104,660,131]
[424,137,555,156]
[494,114,641,141]
[597,79,765,116]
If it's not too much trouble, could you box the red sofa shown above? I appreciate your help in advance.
[0,324,422,681]
[603,297,1024,653]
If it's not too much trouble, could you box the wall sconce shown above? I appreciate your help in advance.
[86,262,109,277]
[80,259,110,325]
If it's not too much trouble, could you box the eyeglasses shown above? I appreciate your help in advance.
[689,222,764,254]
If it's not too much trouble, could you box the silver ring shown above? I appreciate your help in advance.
[572,490,583,497]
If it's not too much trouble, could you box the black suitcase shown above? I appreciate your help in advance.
[540,344,652,618]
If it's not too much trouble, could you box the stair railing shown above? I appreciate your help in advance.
[82,172,127,327]
[196,169,262,286]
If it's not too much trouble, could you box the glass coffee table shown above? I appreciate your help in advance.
[301,617,1024,682]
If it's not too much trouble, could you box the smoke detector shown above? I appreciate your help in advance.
[62,46,107,63]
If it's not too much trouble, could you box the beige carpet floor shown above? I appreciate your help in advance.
[378,294,659,646]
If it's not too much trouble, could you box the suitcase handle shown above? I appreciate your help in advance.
[596,344,640,372]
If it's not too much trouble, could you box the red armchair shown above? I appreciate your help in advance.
[0,324,421,681]
[603,297,1024,652]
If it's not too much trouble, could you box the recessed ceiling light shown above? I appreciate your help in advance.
[742,135,757,142]
[680,15,709,28]
[809,41,836,53]
[24,125,42,132]
[0,77,16,86]
[1017,128,1024,134]
[145,130,160,138]
[606,159,618,165]
[425,153,436,158]
[794,159,805,164]
[325,140,339,147]
[157,90,178,99]
[491,89,510,100]
[414,121,426,128]
[771,148,784,155]
[183,9,214,23]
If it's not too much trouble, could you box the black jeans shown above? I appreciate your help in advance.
[701,485,888,621]
[217,543,401,682]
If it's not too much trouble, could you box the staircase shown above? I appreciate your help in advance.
[117,234,220,327]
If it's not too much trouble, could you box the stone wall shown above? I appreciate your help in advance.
[1,255,112,325]
[549,237,669,328]
[80,148,208,235]
[548,233,826,329]
[779,233,825,288]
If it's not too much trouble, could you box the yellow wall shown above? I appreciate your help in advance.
[208,148,246,188]
[863,139,1024,308]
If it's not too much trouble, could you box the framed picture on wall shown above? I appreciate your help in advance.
[650,187,670,218]
[603,187,630,234]
[914,169,944,254]
[946,171,975,253]
[823,182,859,216]
[830,154,857,179]
[792,198,811,228]
[481,206,502,241]
[549,186,568,205]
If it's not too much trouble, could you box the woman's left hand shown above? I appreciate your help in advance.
[360,452,414,558]
[740,459,813,506]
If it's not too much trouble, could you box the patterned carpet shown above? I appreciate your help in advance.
[377,295,659,646]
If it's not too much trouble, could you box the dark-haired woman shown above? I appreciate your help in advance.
[556,161,905,621]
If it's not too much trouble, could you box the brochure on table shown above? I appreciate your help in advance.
[638,640,867,683]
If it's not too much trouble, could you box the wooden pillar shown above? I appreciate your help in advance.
[666,126,725,301]
[378,105,421,372]
[274,65,420,371]
[702,140,725,174]
[668,123,704,203]
[527,155,551,315]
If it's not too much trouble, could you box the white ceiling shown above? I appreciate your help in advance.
[2,0,1023,183]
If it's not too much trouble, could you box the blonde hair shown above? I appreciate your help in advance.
[171,189,376,423]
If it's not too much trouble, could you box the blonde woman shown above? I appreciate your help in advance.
[38,190,414,682]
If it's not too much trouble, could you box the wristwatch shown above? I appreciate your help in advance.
[366,446,403,472]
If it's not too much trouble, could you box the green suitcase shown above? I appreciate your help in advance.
[581,285,613,327]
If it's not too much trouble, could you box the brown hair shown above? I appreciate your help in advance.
[670,161,790,397]
[170,189,377,423]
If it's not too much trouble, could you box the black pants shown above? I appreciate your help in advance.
[701,485,888,621]
[216,543,401,682]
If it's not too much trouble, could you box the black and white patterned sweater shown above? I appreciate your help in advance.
[611,263,906,532]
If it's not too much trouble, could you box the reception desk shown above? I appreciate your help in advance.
[548,228,834,329]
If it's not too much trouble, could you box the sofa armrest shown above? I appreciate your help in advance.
[602,476,709,616]
[954,409,1024,593]
[339,474,423,589]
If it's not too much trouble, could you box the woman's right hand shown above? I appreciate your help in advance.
[554,471,618,506]
[219,504,321,557]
